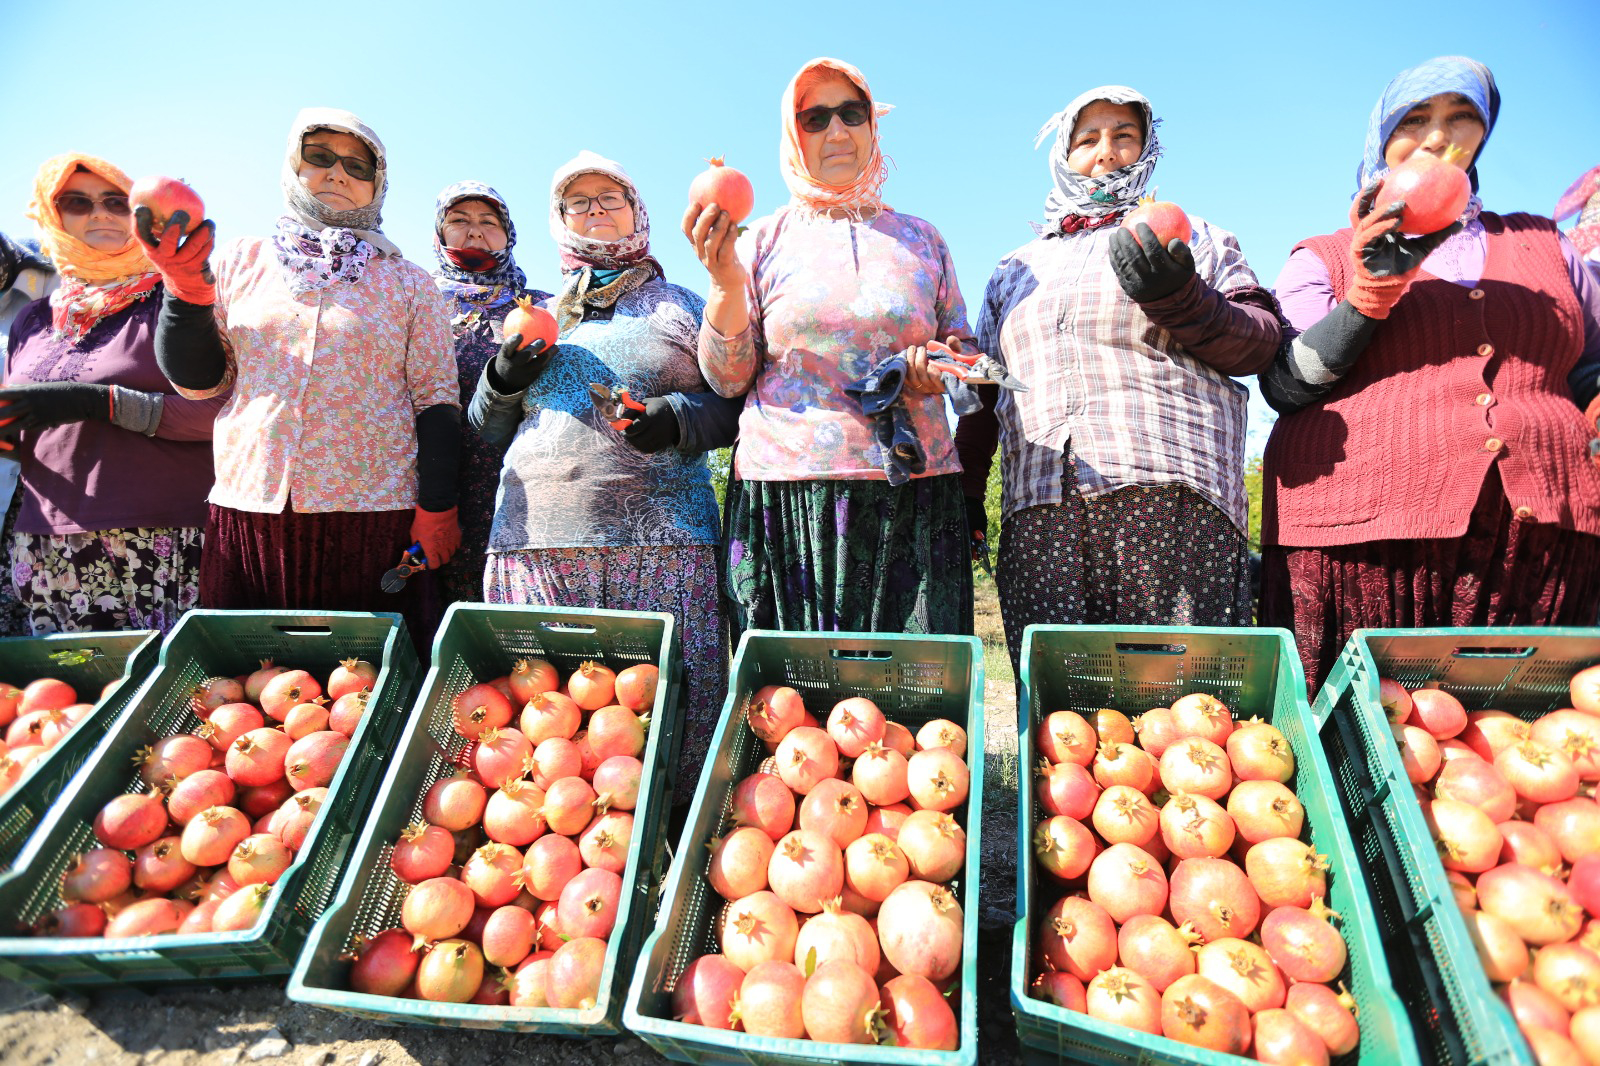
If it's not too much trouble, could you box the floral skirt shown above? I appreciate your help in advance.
[10,526,203,635]
[1261,467,1600,694]
[996,476,1251,675]
[485,544,725,805]
[724,475,974,640]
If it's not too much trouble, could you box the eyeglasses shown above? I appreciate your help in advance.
[301,144,378,182]
[796,100,870,134]
[53,193,131,217]
[560,191,630,216]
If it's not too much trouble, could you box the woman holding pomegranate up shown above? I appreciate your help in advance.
[428,182,552,606]
[141,108,461,646]
[1259,56,1600,691]
[470,151,737,794]
[0,153,222,634]
[952,86,1283,673]
[685,57,975,638]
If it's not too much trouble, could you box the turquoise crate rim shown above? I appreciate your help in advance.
[623,629,986,1065]
[288,602,679,1031]
[0,610,413,963]
[1312,627,1558,1065]
[1009,624,1419,1066]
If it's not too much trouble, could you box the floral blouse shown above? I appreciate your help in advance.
[470,279,721,550]
[698,207,973,482]
[182,237,459,514]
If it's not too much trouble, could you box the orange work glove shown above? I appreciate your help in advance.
[409,506,460,570]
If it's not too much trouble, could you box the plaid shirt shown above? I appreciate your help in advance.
[971,219,1266,532]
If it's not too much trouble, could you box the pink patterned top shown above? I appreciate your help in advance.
[180,237,459,514]
[698,208,972,481]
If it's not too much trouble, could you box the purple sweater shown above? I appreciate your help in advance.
[5,294,222,535]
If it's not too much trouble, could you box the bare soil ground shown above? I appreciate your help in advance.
[0,582,1028,1065]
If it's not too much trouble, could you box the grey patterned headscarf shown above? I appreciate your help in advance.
[1033,86,1163,230]
[280,106,400,258]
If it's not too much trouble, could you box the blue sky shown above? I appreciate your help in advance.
[4,0,1597,452]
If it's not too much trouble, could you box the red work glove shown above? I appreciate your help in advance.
[135,207,217,305]
[1345,177,1462,320]
[409,506,460,570]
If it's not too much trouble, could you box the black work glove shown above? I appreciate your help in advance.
[623,396,682,453]
[487,335,552,393]
[1109,223,1197,303]
[1351,176,1464,280]
[0,382,111,443]
[965,494,988,542]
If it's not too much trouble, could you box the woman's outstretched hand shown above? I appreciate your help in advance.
[682,203,747,293]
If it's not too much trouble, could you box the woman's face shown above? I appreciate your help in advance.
[1066,101,1144,178]
[297,130,377,211]
[440,198,508,252]
[560,173,636,241]
[798,75,872,186]
[1384,92,1485,169]
[56,171,132,252]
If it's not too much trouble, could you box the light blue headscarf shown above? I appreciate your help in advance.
[1356,56,1499,195]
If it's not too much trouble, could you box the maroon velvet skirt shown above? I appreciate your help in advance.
[199,504,442,653]
[1261,467,1600,695]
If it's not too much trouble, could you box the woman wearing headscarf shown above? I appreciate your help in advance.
[471,151,736,796]
[953,86,1282,673]
[0,154,221,634]
[141,108,460,646]
[430,182,551,605]
[685,56,975,639]
[1259,56,1600,691]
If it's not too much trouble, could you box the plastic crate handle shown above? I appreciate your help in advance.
[1450,646,1536,659]
[830,649,892,660]
[1114,642,1186,655]
[273,625,334,636]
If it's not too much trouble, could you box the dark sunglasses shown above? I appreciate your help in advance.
[301,144,378,182]
[796,100,870,134]
[53,193,131,217]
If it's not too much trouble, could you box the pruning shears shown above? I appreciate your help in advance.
[926,340,1030,392]
[971,530,995,577]
[589,382,647,431]
[380,542,428,594]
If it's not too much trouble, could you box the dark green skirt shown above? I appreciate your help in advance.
[724,474,973,639]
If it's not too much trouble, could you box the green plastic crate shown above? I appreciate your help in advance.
[624,629,986,1066]
[0,630,161,872]
[288,602,683,1035]
[1011,625,1417,1066]
[1313,627,1600,1066]
[0,610,418,987]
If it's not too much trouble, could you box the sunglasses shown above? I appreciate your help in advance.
[301,144,378,182]
[53,193,131,217]
[796,100,870,134]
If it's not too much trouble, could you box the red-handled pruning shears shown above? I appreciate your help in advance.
[926,340,1030,392]
[589,382,647,431]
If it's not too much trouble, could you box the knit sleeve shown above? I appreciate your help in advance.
[1258,245,1381,415]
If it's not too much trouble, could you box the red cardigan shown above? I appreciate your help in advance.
[1263,212,1600,548]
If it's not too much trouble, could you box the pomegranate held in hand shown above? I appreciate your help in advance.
[129,175,205,236]
[1373,147,1471,235]
[1122,198,1192,246]
[688,156,754,225]
[504,296,558,351]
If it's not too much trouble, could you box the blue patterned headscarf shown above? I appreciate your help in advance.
[1357,56,1499,195]
[431,181,527,316]
[1033,85,1163,229]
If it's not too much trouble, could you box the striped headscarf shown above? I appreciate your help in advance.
[779,57,894,219]
[26,153,159,342]
[1033,86,1162,230]
[1356,56,1499,196]
[431,181,526,317]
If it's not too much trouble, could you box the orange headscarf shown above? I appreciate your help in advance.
[26,153,153,283]
[779,58,894,217]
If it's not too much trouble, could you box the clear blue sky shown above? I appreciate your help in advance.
[4,0,1597,452]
